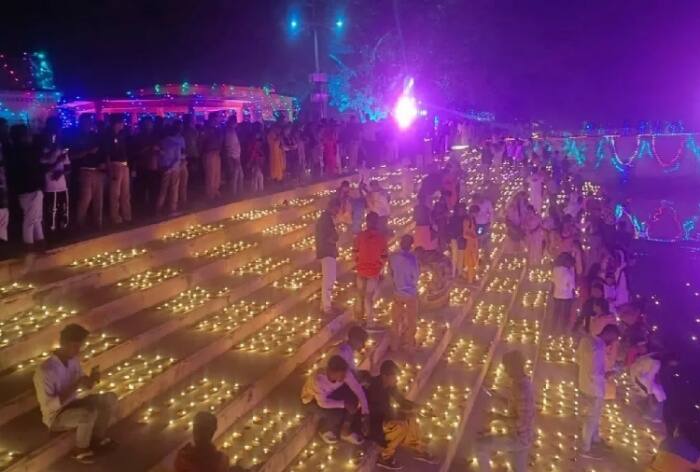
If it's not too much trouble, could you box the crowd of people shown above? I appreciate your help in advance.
[27,129,699,471]
[0,112,423,254]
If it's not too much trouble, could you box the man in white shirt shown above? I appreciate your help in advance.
[576,324,620,459]
[301,355,370,445]
[33,323,117,464]
[472,193,493,254]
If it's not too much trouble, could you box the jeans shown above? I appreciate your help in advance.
[320,257,337,313]
[580,394,604,452]
[18,190,44,244]
[475,434,529,472]
[356,275,379,326]
[51,393,118,449]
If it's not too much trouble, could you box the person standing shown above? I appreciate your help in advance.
[33,324,117,464]
[527,167,545,212]
[474,350,534,472]
[6,124,45,248]
[156,121,185,216]
[246,125,265,193]
[463,204,480,284]
[551,252,576,333]
[388,235,420,352]
[576,324,620,460]
[316,199,341,315]
[267,123,285,183]
[321,120,339,176]
[174,411,229,472]
[71,114,104,229]
[448,203,467,278]
[181,114,199,206]
[38,117,70,242]
[472,193,494,256]
[354,212,388,330]
[366,180,391,235]
[223,115,243,197]
[523,204,544,266]
[131,116,160,215]
[199,113,223,199]
[102,114,131,225]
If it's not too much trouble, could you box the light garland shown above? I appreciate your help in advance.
[231,208,278,221]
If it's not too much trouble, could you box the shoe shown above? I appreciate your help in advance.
[70,449,96,464]
[377,457,404,470]
[580,449,604,460]
[340,432,365,445]
[413,451,439,464]
[91,437,116,452]
[320,431,339,444]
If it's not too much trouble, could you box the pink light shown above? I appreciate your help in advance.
[394,95,418,130]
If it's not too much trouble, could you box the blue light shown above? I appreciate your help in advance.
[290,19,298,29]
[335,18,344,28]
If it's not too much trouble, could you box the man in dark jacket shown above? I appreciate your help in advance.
[316,198,341,314]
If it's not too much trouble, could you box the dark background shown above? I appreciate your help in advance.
[1,0,700,128]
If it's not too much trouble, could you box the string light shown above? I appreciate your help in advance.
[231,208,278,221]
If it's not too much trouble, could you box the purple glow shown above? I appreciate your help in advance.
[394,94,418,129]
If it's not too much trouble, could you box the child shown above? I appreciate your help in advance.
[328,326,370,383]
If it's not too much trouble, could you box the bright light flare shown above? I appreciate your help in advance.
[394,95,418,130]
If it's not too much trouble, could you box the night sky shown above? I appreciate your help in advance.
[1,0,700,128]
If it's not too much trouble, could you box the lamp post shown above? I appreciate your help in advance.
[289,0,345,119]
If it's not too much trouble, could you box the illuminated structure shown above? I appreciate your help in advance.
[60,82,297,124]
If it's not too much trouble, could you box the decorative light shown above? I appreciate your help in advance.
[162,223,224,241]
[192,240,257,259]
[195,300,271,334]
[262,222,307,236]
[0,282,34,299]
[231,208,277,221]
[0,305,76,347]
[273,269,321,291]
[233,257,291,276]
[71,248,146,269]
[94,354,177,399]
[116,268,181,291]
[157,287,211,314]
[394,94,418,130]
[234,315,322,355]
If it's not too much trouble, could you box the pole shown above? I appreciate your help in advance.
[313,27,320,74]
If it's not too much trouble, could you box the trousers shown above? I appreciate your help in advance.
[18,190,44,244]
[320,257,337,313]
[50,393,118,449]
[382,418,426,460]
